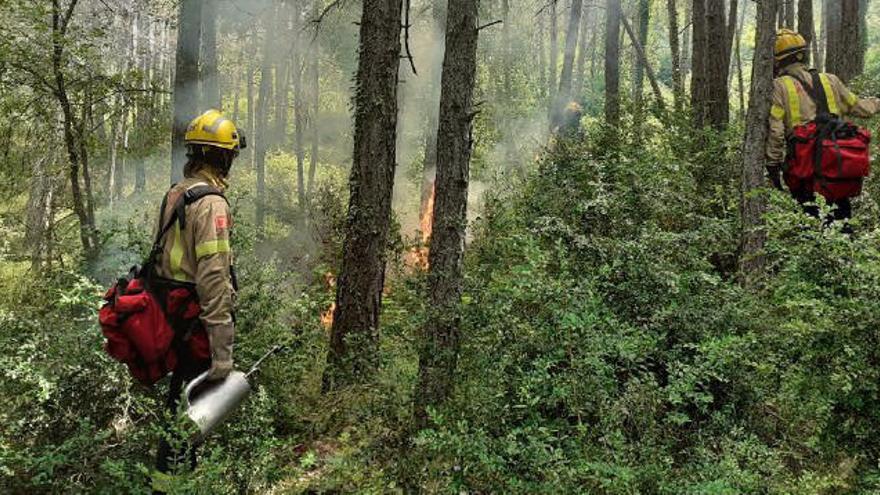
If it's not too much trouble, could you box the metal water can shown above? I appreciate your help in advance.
[184,369,251,443]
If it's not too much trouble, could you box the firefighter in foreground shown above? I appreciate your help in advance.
[152,110,242,492]
[766,29,880,227]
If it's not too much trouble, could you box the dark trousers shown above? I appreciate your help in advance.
[792,189,852,229]
[154,349,209,481]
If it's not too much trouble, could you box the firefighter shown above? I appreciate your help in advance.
[152,109,244,493]
[766,29,880,223]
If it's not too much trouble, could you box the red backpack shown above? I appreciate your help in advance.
[785,71,872,202]
[99,186,225,386]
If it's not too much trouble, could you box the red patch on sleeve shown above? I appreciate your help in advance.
[214,215,229,230]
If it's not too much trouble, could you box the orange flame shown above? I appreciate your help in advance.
[321,272,336,329]
[406,184,435,270]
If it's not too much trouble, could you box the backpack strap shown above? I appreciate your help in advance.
[789,70,835,119]
[147,184,227,266]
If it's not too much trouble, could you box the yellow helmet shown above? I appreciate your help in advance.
[774,29,807,61]
[184,109,246,152]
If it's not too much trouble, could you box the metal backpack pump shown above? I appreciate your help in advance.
[183,345,285,443]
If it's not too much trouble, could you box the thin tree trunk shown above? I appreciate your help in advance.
[274,5,291,148]
[501,0,512,99]
[255,8,274,232]
[836,0,862,82]
[621,13,664,109]
[26,157,56,272]
[51,0,96,257]
[825,0,841,75]
[785,0,795,27]
[681,0,692,80]
[201,0,220,109]
[419,0,446,233]
[538,10,547,99]
[307,0,321,195]
[170,0,202,183]
[549,1,559,109]
[322,0,404,392]
[735,0,746,120]
[414,0,479,429]
[292,11,307,212]
[554,0,584,128]
[668,0,683,109]
[691,0,707,126]
[739,0,779,287]
[246,43,256,169]
[633,0,650,109]
[604,0,621,127]
[574,2,593,100]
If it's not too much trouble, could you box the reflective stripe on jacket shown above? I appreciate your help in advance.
[154,173,235,328]
[766,63,880,163]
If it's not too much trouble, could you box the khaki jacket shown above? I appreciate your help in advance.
[766,63,880,163]
[154,170,235,329]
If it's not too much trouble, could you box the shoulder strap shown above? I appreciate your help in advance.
[790,70,832,118]
[148,185,227,264]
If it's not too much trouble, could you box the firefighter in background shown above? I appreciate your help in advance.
[766,29,880,222]
[152,110,243,493]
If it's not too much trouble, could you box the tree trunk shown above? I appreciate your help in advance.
[574,2,593,100]
[549,1,559,109]
[553,0,583,127]
[681,0,692,80]
[797,0,813,46]
[51,0,97,257]
[418,0,446,234]
[621,13,664,109]
[824,0,841,74]
[739,0,779,287]
[26,157,56,272]
[668,0,683,110]
[322,0,403,392]
[691,0,730,129]
[170,0,202,183]
[633,0,650,109]
[735,0,746,120]
[501,0,512,99]
[307,0,321,195]
[201,0,220,110]
[836,0,862,82]
[604,0,621,127]
[255,8,274,232]
[414,0,479,429]
[274,5,291,148]
[538,10,547,99]
[246,44,256,169]
[292,12,307,212]
[785,0,795,27]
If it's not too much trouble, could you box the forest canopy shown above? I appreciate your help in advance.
[3,0,880,493]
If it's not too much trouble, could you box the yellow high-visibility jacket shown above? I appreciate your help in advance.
[766,63,880,164]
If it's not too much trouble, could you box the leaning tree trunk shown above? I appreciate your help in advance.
[413,0,480,429]
[322,0,403,392]
[604,0,622,127]
[170,0,202,183]
[553,0,583,128]
[739,0,779,288]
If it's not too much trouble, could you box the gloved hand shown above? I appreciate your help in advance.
[765,163,784,191]
[206,322,234,381]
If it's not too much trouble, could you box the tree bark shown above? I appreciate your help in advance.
[322,0,403,392]
[554,0,584,127]
[824,0,842,74]
[681,0,692,79]
[633,0,650,108]
[797,0,813,46]
[538,10,547,99]
[51,0,97,257]
[690,0,707,125]
[255,8,274,232]
[604,0,621,127]
[307,0,321,195]
[739,0,779,287]
[835,0,863,82]
[574,2,594,100]
[668,0,683,109]
[292,11,307,212]
[201,0,220,110]
[549,1,559,109]
[419,0,446,238]
[691,0,730,129]
[414,0,479,429]
[621,13,664,109]
[170,0,202,183]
